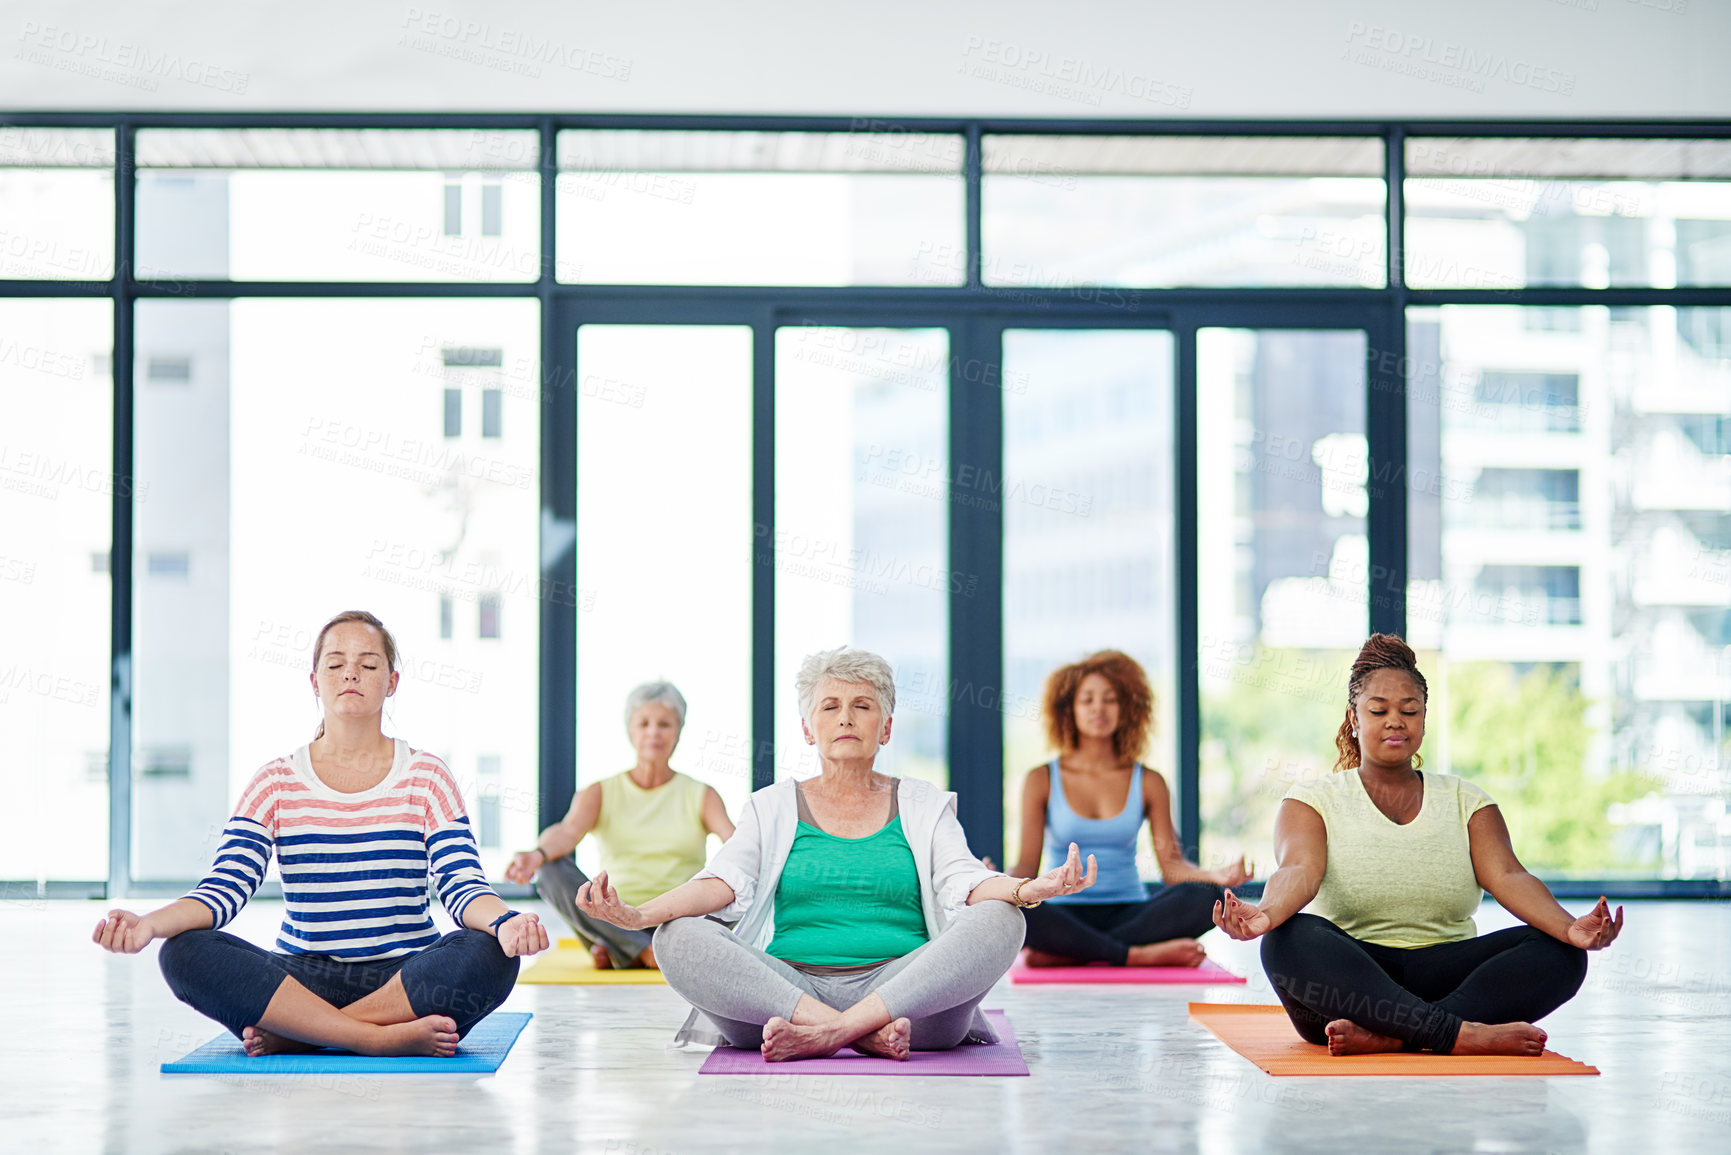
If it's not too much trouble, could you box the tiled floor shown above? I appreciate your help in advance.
[6,898,1727,1154]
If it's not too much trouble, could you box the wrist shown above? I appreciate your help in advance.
[488,909,522,936]
[531,846,550,864]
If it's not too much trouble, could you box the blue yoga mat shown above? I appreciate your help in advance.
[160,1011,531,1074]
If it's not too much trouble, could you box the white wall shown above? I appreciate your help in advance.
[1,0,1725,118]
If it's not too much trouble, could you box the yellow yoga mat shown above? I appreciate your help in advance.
[1188,1003,1599,1076]
[517,939,668,985]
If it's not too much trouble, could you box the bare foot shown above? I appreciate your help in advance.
[1325,1019,1402,1055]
[850,1017,911,1061]
[241,1025,319,1057]
[761,1016,843,1062]
[1022,948,1078,968]
[1452,1021,1547,1057]
[636,945,657,970]
[363,1015,461,1058]
[1125,939,1207,967]
[590,944,613,970]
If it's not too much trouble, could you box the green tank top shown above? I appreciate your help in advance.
[766,786,928,967]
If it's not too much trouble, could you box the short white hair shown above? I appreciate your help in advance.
[796,646,896,728]
[623,681,687,730]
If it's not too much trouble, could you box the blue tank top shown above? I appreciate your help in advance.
[1042,758,1148,904]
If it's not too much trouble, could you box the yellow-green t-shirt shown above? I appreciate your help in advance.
[1283,770,1495,948]
[592,770,710,907]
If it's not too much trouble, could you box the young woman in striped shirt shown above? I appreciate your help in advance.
[93,610,549,1057]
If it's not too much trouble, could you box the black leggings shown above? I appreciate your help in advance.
[1021,882,1222,965]
[1259,913,1588,1053]
[158,928,519,1041]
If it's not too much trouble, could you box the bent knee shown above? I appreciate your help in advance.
[156,927,219,980]
[970,898,1026,939]
[1523,927,1589,993]
[1261,912,1334,951]
[652,915,718,961]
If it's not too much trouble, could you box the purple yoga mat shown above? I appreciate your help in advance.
[697,1009,1028,1076]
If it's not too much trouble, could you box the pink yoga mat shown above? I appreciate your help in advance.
[697,1009,1028,1076]
[1009,958,1246,985]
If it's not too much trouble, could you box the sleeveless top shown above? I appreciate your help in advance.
[1042,757,1149,904]
[767,783,928,966]
[592,770,711,907]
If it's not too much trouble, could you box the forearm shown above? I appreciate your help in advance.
[1155,855,1214,885]
[1486,870,1576,941]
[1252,865,1318,928]
[966,874,1022,905]
[462,893,513,934]
[146,897,216,939]
[534,822,582,861]
[633,877,736,926]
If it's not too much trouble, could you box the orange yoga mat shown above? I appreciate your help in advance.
[1188,1003,1599,1077]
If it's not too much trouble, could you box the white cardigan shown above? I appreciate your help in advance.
[672,774,1005,1047]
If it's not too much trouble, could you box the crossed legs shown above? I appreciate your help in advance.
[158,928,520,1057]
[1259,914,1588,1056]
[654,901,1025,1060]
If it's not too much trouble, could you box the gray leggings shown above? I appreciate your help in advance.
[654,900,1025,1051]
[533,856,657,968]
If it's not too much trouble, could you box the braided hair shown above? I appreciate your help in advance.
[1334,633,1427,772]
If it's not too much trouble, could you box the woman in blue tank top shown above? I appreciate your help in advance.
[1010,650,1250,967]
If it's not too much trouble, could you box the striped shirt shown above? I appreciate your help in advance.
[185,740,495,961]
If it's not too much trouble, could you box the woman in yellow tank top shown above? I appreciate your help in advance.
[502,682,735,969]
[1212,634,1623,1057]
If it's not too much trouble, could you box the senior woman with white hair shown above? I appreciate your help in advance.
[504,681,734,969]
[576,646,1096,1061]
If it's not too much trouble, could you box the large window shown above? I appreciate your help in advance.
[1406,138,1731,289]
[136,129,543,283]
[775,327,950,786]
[1002,329,1176,871]
[557,131,965,286]
[1409,305,1731,879]
[132,298,540,880]
[1197,328,1369,874]
[573,325,753,876]
[0,129,114,280]
[984,136,1386,288]
[0,300,112,882]
[7,115,1729,893]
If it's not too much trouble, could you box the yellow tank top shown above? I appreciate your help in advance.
[593,770,711,907]
[1284,770,1495,948]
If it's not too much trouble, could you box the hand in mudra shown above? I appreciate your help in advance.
[1211,856,1252,888]
[1566,896,1624,950]
[503,850,543,886]
[92,909,155,954]
[575,871,648,931]
[1016,842,1097,904]
[496,912,551,959]
[1211,889,1272,941]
